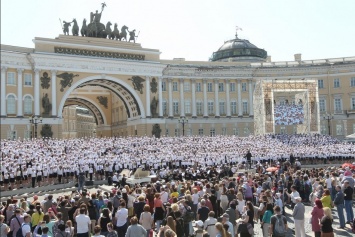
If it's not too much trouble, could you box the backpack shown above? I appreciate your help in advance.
[182,206,194,223]
[274,215,287,236]
[16,223,29,237]
[175,218,184,237]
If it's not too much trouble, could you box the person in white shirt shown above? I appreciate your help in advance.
[285,185,300,209]
[21,215,32,237]
[75,208,91,237]
[115,201,128,236]
[204,211,217,237]
[160,188,169,203]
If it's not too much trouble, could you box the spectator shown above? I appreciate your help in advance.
[125,216,147,237]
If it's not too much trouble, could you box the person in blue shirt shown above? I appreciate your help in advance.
[261,203,274,236]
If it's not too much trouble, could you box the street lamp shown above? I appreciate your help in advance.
[323,113,333,136]
[29,115,42,138]
[178,117,188,136]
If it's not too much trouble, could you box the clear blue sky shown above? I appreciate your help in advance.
[1,0,355,61]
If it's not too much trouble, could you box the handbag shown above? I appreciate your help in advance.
[247,223,254,235]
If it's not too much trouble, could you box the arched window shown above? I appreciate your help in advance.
[24,95,33,115]
[7,94,16,114]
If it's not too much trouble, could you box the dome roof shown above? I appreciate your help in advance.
[210,36,267,62]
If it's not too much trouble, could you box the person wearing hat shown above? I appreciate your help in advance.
[194,220,205,237]
[292,196,305,237]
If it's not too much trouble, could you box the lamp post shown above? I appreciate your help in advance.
[323,113,333,136]
[178,117,188,136]
[29,115,42,138]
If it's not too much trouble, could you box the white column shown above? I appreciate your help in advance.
[179,78,185,117]
[214,79,220,117]
[237,80,242,116]
[1,67,7,117]
[203,79,208,117]
[145,76,151,118]
[34,69,40,116]
[158,77,163,117]
[226,79,231,117]
[17,68,24,117]
[191,79,196,117]
[168,79,173,117]
[51,70,57,117]
[248,79,254,116]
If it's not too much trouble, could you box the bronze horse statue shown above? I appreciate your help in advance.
[72,18,79,36]
[81,19,88,37]
[119,25,128,41]
[105,21,115,40]
[113,23,120,40]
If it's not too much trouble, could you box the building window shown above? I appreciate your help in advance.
[351,77,355,87]
[334,98,342,112]
[174,128,180,136]
[24,74,32,86]
[218,83,224,92]
[207,83,213,92]
[244,127,250,136]
[208,101,214,114]
[7,72,16,85]
[173,101,179,115]
[351,97,355,110]
[318,80,324,89]
[319,99,326,112]
[233,128,239,136]
[196,102,203,115]
[165,129,169,136]
[333,78,340,88]
[7,94,16,114]
[353,124,355,134]
[231,101,237,115]
[24,130,32,139]
[210,128,215,137]
[163,101,167,116]
[280,126,286,134]
[222,127,227,135]
[162,81,166,91]
[230,83,236,92]
[184,81,190,91]
[196,83,202,92]
[242,101,248,115]
[186,128,192,136]
[24,95,33,115]
[172,82,178,91]
[320,125,327,135]
[242,82,247,92]
[185,100,191,114]
[198,128,204,136]
[7,130,17,140]
[219,101,225,115]
[336,124,343,135]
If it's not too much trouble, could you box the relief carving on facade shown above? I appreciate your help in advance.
[97,96,108,109]
[128,76,145,94]
[150,77,158,93]
[57,72,79,92]
[40,72,51,89]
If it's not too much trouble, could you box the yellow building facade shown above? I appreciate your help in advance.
[1,34,355,139]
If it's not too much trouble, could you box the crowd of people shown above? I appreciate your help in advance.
[0,134,354,237]
[274,104,304,125]
[1,134,354,190]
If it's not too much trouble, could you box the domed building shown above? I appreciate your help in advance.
[1,27,355,139]
[210,33,267,62]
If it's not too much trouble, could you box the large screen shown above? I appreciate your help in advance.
[274,104,304,125]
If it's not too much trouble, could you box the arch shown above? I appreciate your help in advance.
[6,93,17,100]
[6,94,16,114]
[64,96,107,125]
[23,95,33,115]
[22,94,34,100]
[58,75,146,118]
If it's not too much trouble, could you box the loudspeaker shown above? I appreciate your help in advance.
[85,181,94,186]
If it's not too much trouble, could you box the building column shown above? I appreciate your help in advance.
[237,80,242,116]
[179,78,185,117]
[17,68,24,117]
[34,69,40,116]
[168,78,173,118]
[225,79,231,117]
[203,79,208,118]
[158,77,163,118]
[214,79,220,117]
[1,67,7,117]
[145,76,151,118]
[51,70,57,117]
[248,79,254,116]
[191,79,197,118]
